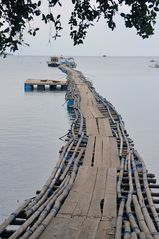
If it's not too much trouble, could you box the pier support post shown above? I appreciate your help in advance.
[67,98,74,108]
[61,85,68,91]
[24,84,34,92]
[37,85,45,91]
[50,85,56,91]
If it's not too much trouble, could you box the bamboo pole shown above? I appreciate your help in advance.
[117,158,125,199]
[20,175,71,239]
[115,199,125,239]
[59,132,84,181]
[25,140,74,218]
[124,221,131,239]
[132,195,153,239]
[134,150,159,230]
[131,153,159,238]
[126,151,140,235]
[25,137,74,213]
[0,199,31,234]
[9,175,71,239]
[130,232,138,239]
[21,148,84,239]
[138,232,146,239]
[28,149,84,239]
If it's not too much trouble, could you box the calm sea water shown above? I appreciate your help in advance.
[0,56,159,222]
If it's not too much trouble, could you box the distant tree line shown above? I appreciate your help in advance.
[0,0,159,55]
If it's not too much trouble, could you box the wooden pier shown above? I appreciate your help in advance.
[24,79,68,91]
[1,66,159,239]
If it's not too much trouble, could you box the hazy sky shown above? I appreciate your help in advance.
[17,1,159,56]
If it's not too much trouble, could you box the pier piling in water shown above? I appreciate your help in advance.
[24,84,34,92]
[37,85,45,91]
[24,79,68,92]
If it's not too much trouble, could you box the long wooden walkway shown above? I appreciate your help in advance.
[1,66,159,239]
[38,68,120,239]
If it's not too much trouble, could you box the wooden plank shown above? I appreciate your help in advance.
[73,167,98,216]
[78,86,90,117]
[88,168,107,218]
[77,218,100,239]
[39,216,70,239]
[90,105,103,118]
[95,220,115,239]
[59,166,89,215]
[56,216,86,239]
[98,118,113,137]
[83,136,95,167]
[103,168,117,230]
[105,168,117,195]
[109,137,120,168]
[86,117,98,136]
[102,136,110,168]
[94,136,103,167]
[95,220,107,239]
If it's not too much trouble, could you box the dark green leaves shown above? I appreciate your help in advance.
[0,0,158,55]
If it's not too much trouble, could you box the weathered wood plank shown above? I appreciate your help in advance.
[103,168,117,230]
[39,215,87,239]
[102,136,110,168]
[98,118,113,137]
[59,166,89,215]
[62,216,86,239]
[38,216,70,239]
[95,220,115,239]
[88,168,107,218]
[90,105,103,118]
[77,218,100,239]
[86,117,98,136]
[94,136,103,167]
[73,167,98,216]
[109,137,120,168]
[58,216,86,239]
[83,136,95,167]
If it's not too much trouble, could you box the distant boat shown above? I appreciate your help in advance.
[102,55,107,57]
[47,56,76,68]
[60,57,77,68]
[47,56,60,67]
[149,62,159,68]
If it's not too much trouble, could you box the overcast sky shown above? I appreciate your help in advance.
[17,1,159,56]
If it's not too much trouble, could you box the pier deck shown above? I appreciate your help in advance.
[38,69,119,239]
[1,66,159,239]
[24,79,68,91]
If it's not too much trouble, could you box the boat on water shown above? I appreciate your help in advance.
[60,57,77,68]
[47,56,76,68]
[149,60,159,68]
[47,56,60,67]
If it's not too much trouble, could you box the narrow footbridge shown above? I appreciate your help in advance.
[1,66,159,239]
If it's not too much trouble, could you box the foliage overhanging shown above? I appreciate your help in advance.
[0,0,159,54]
